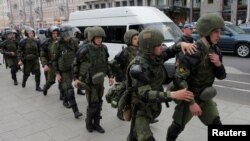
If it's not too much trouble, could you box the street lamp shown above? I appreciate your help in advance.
[27,0,34,28]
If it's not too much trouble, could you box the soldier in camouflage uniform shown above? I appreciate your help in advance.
[0,29,19,85]
[40,25,64,99]
[176,24,194,44]
[18,27,43,91]
[73,26,114,133]
[72,27,85,96]
[82,27,91,46]
[106,29,139,120]
[125,28,195,141]
[53,25,83,118]
[166,13,227,141]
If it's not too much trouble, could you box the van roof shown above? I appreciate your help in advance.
[67,6,172,26]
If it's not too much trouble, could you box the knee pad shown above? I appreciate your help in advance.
[211,116,222,125]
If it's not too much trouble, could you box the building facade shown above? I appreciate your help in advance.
[2,0,249,29]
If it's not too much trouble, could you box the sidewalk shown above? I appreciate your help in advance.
[0,67,250,141]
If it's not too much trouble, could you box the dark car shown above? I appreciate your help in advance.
[192,23,250,57]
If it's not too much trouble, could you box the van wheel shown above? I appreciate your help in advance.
[236,43,250,57]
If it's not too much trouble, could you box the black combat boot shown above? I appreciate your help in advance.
[85,107,95,132]
[35,73,43,92]
[93,105,105,133]
[43,84,49,96]
[59,90,64,100]
[63,95,71,109]
[11,71,18,85]
[72,105,83,119]
[77,89,85,95]
[166,122,184,141]
[22,75,29,88]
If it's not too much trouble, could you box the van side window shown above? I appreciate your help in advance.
[106,26,126,43]
[129,25,143,32]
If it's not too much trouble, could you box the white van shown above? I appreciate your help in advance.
[67,6,182,77]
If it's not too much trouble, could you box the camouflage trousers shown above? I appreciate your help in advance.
[23,59,40,75]
[128,103,162,141]
[172,99,219,126]
[86,83,104,105]
[60,70,74,91]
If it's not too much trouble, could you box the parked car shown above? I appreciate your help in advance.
[238,23,250,34]
[192,23,250,57]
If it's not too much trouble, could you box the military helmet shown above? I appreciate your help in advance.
[138,28,164,55]
[83,27,91,39]
[60,25,74,39]
[124,29,139,45]
[72,27,81,39]
[88,26,106,42]
[48,25,60,37]
[196,13,225,37]
[24,26,35,37]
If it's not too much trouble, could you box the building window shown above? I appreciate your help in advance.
[122,1,127,6]
[89,5,92,9]
[208,0,213,4]
[95,4,99,9]
[184,0,187,6]
[147,0,151,6]
[78,6,82,11]
[116,1,120,7]
[101,3,106,8]
[137,0,143,6]
[130,0,134,6]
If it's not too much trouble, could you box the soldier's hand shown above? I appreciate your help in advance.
[109,77,114,86]
[18,61,23,66]
[189,102,202,116]
[170,88,194,101]
[209,53,221,67]
[73,79,81,88]
[9,52,15,56]
[56,74,62,82]
[44,65,50,72]
[180,42,197,55]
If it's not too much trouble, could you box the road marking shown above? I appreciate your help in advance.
[225,66,250,75]
[214,84,250,93]
[215,79,250,85]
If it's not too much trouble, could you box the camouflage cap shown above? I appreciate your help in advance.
[139,28,164,55]
[88,26,106,42]
[196,13,225,37]
[123,29,139,45]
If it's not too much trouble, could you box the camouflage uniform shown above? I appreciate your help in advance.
[73,26,112,133]
[53,26,82,118]
[106,29,139,120]
[18,27,43,91]
[40,25,63,98]
[126,28,184,141]
[166,13,227,141]
[0,30,19,85]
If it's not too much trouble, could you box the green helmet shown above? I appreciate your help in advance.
[196,13,225,37]
[139,28,164,55]
[88,26,106,41]
[124,29,139,45]
[84,27,91,39]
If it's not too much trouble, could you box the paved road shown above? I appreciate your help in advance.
[0,54,249,141]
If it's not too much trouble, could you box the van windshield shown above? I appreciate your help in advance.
[130,22,182,41]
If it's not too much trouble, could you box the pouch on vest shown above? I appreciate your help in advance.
[92,72,105,85]
[199,87,217,101]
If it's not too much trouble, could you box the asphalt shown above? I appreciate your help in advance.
[0,59,250,141]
